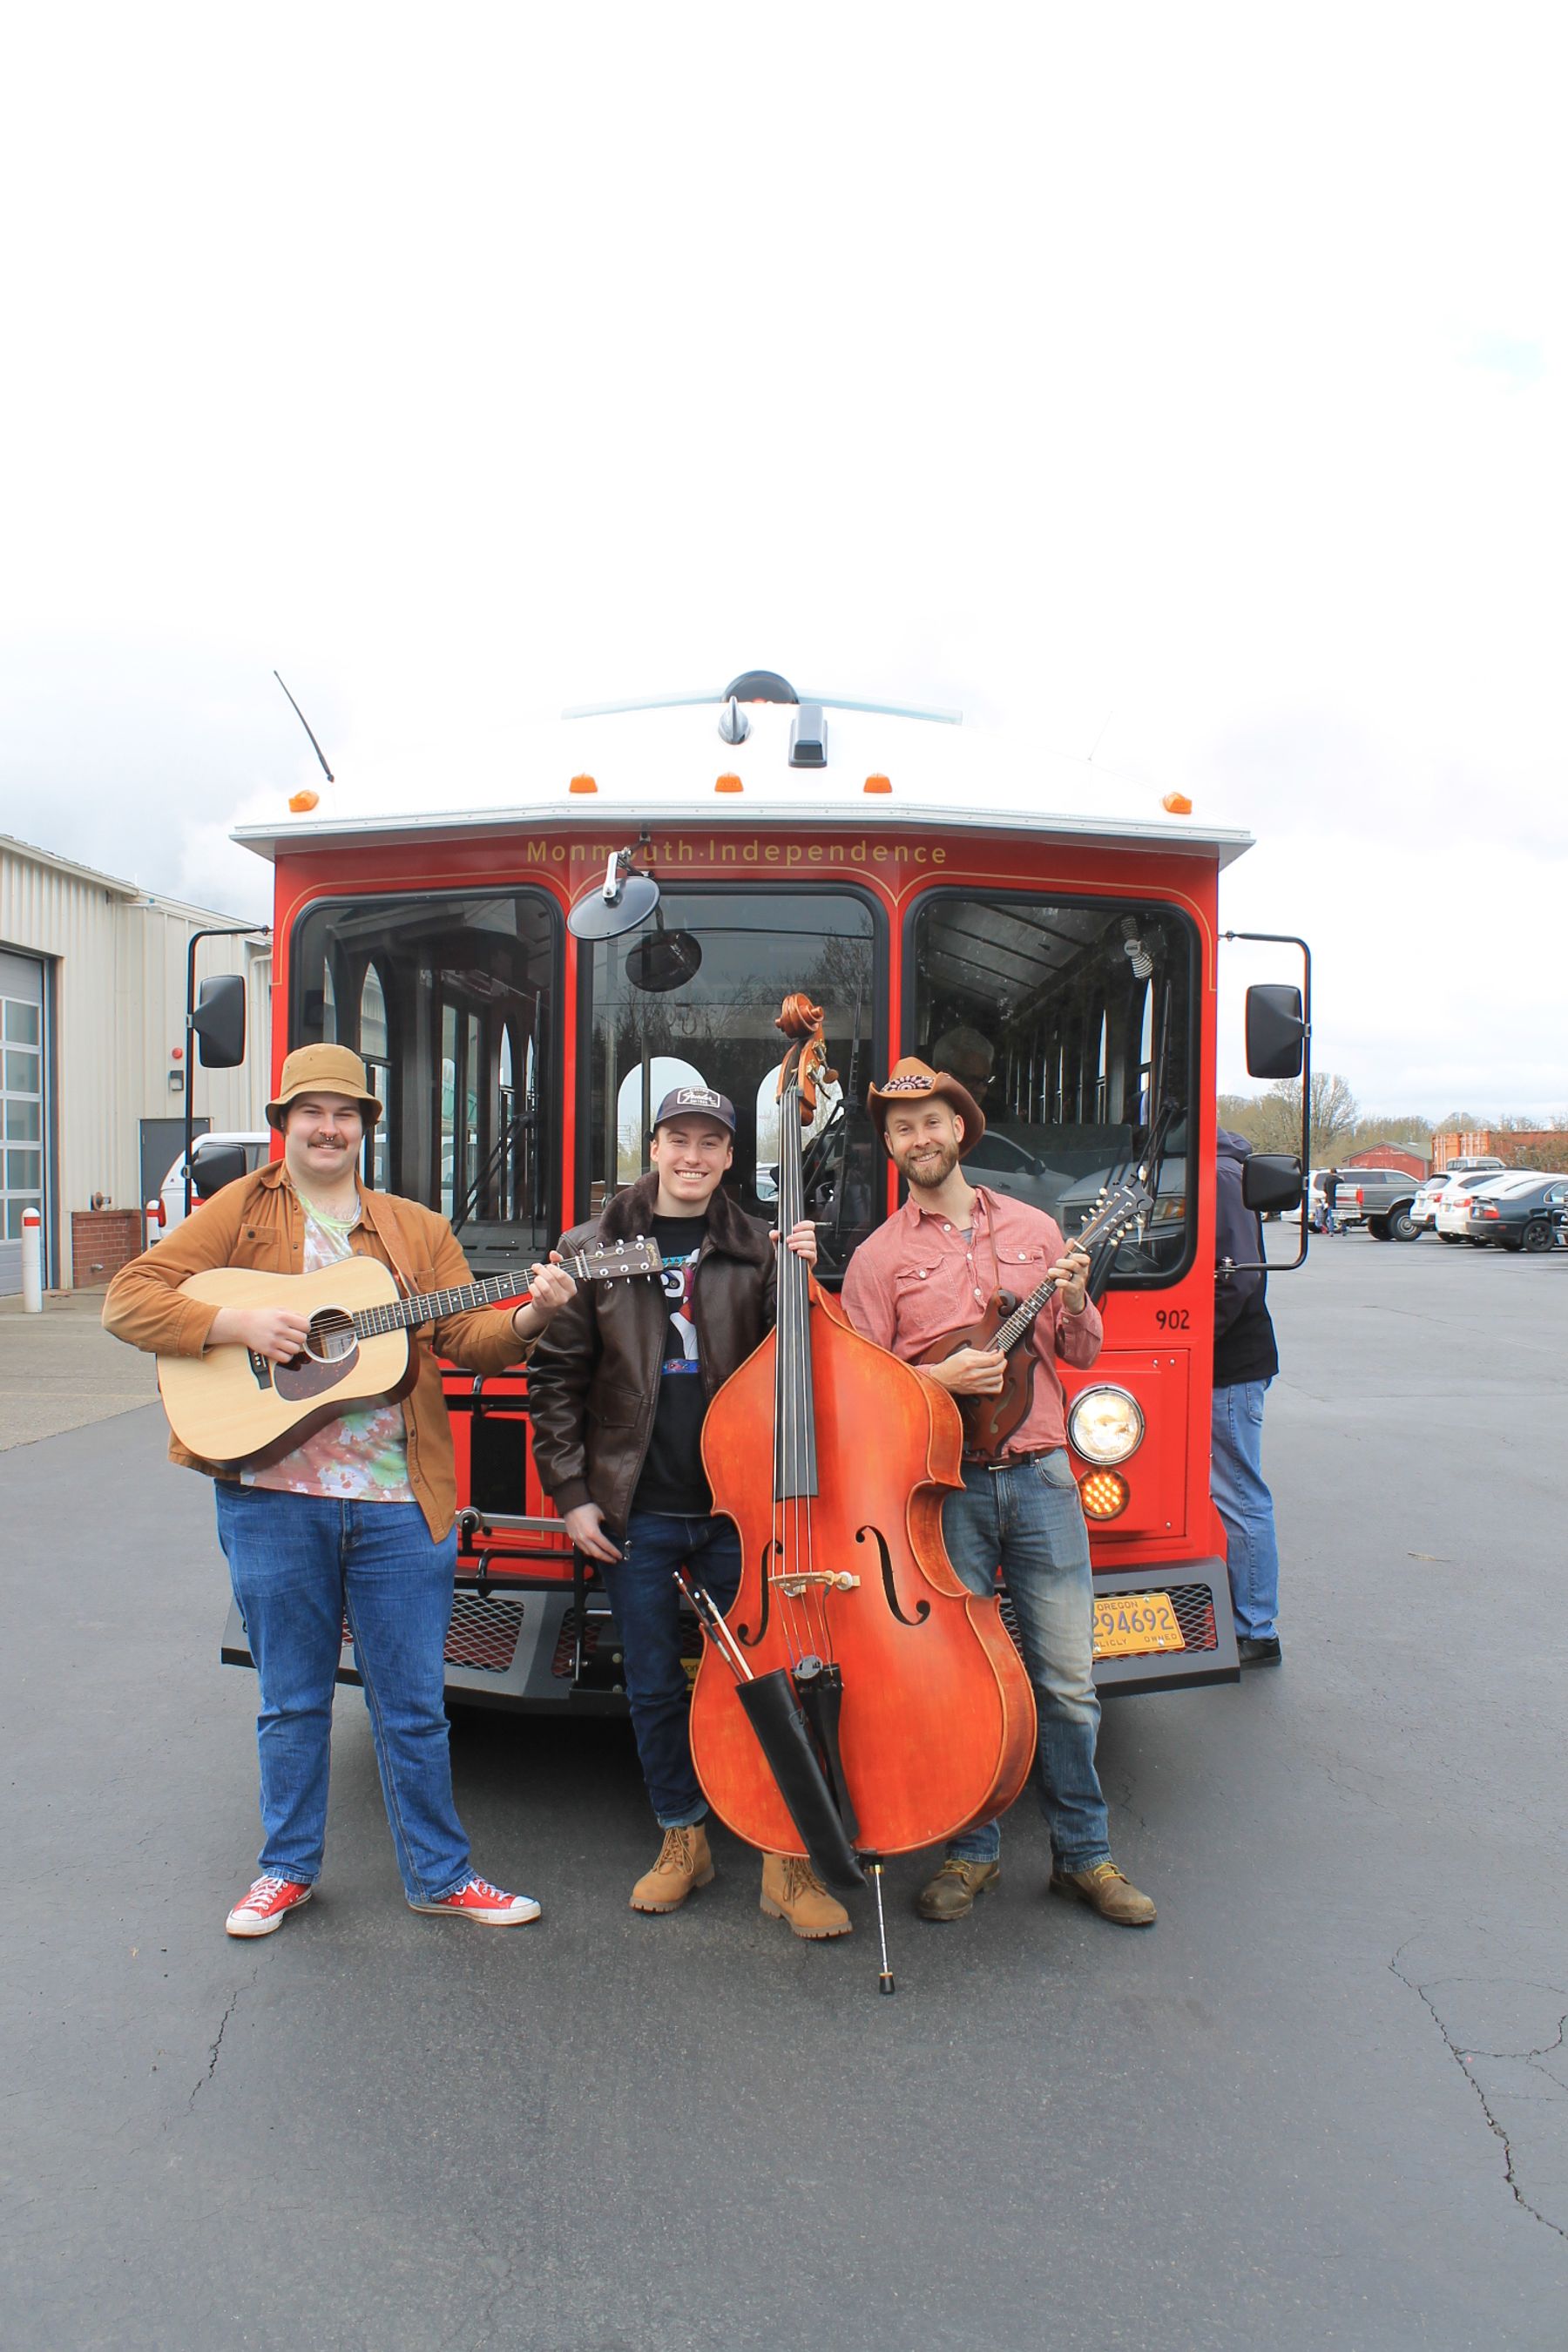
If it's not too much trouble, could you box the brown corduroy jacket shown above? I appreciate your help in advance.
[101,1160,531,1539]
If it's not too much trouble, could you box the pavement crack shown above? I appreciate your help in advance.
[189,1970,257,2110]
[1389,1944,1568,2243]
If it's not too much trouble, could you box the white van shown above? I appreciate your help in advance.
[151,1132,272,1236]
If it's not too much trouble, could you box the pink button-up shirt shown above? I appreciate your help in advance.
[840,1185,1103,1456]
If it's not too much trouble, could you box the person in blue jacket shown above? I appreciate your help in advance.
[1213,1131,1283,1666]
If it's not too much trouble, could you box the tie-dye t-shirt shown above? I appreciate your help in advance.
[244,1199,416,1504]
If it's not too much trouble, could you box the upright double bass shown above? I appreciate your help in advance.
[687,995,1037,1919]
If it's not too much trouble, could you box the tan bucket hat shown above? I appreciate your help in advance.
[266,1043,382,1131]
[867,1058,985,1155]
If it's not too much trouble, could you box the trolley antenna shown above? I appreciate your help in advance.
[273,672,335,782]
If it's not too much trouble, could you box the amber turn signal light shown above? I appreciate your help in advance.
[715,773,743,793]
[569,774,598,794]
[288,790,320,814]
[1078,1470,1131,1520]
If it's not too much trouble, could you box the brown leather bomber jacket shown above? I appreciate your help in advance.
[100,1160,531,1540]
[526,1173,776,1532]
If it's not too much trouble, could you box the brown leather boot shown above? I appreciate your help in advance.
[1050,1859,1156,1926]
[630,1823,714,1913]
[916,1856,1000,1921]
[760,1852,853,1939]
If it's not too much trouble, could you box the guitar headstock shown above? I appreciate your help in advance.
[574,1237,665,1282]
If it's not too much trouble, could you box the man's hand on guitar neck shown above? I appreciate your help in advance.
[206,1305,312,1363]
[510,1252,577,1345]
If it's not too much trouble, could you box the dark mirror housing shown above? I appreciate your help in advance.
[1245,983,1305,1080]
[192,972,247,1069]
[1242,1153,1303,1214]
[191,1143,250,1200]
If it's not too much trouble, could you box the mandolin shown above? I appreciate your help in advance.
[916,1182,1150,1458]
[156,1239,661,1468]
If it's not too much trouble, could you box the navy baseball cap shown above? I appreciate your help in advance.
[652,1085,737,1135]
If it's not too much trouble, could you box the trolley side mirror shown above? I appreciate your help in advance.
[1242,1154,1303,1214]
[1245,983,1305,1080]
[191,1143,250,1200]
[192,973,247,1069]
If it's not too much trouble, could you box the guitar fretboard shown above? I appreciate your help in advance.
[353,1273,527,1337]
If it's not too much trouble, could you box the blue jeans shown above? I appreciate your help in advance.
[214,1484,470,1903]
[599,1511,742,1828]
[939,1454,1111,1876]
[1211,1379,1281,1639]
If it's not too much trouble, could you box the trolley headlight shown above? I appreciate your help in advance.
[1067,1385,1146,1466]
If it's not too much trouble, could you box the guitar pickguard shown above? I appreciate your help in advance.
[273,1344,362,1402]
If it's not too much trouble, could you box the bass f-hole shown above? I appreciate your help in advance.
[856,1522,930,1629]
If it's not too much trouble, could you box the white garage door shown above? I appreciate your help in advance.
[0,950,46,1298]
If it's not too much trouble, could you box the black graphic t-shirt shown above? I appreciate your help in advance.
[632,1213,713,1515]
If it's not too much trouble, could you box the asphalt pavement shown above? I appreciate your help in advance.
[2,1236,1565,2352]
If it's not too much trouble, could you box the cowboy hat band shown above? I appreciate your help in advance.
[266,1043,383,1131]
[866,1058,985,1155]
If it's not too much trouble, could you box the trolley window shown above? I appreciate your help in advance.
[907,892,1196,1282]
[292,889,561,1258]
[581,886,882,1283]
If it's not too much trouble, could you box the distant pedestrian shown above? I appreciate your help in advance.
[1213,1131,1282,1667]
[1320,1168,1342,1235]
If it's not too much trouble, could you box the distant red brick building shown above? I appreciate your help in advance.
[1342,1145,1428,1179]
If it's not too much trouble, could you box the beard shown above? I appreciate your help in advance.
[899,1138,962,1190]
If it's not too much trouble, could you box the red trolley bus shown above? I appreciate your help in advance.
[219,671,1306,1708]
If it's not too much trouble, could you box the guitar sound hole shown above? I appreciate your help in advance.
[306,1309,357,1364]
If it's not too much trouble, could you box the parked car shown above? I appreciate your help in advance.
[1282,1167,1328,1227]
[152,1132,272,1235]
[1431,1169,1523,1241]
[1331,1166,1423,1240]
[1409,1173,1451,1234]
[1435,1171,1539,1241]
[1463,1175,1568,1253]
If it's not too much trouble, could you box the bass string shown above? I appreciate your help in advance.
[776,1076,821,1670]
[786,1076,835,1671]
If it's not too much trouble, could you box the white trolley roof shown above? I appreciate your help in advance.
[234,686,1253,871]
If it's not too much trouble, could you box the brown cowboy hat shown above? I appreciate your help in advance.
[266,1043,382,1131]
[867,1058,986,1155]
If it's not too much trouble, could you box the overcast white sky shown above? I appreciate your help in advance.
[2,5,1562,1122]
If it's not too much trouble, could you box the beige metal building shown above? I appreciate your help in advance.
[1,834,272,1295]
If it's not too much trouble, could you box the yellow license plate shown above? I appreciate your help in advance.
[1093,1592,1186,1659]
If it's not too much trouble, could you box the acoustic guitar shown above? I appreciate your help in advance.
[157,1238,660,1468]
[916,1182,1150,1458]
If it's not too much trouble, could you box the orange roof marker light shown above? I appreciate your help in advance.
[288,789,320,814]
[1162,791,1193,815]
[569,774,598,794]
[715,773,744,793]
[863,774,892,794]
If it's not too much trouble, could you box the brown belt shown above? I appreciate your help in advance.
[963,1448,1054,1473]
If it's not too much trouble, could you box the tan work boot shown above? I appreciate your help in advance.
[916,1856,1000,1922]
[630,1823,714,1913]
[1050,1859,1156,1926]
[760,1852,853,1939]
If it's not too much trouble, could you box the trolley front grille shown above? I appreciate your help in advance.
[443,1592,525,1675]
